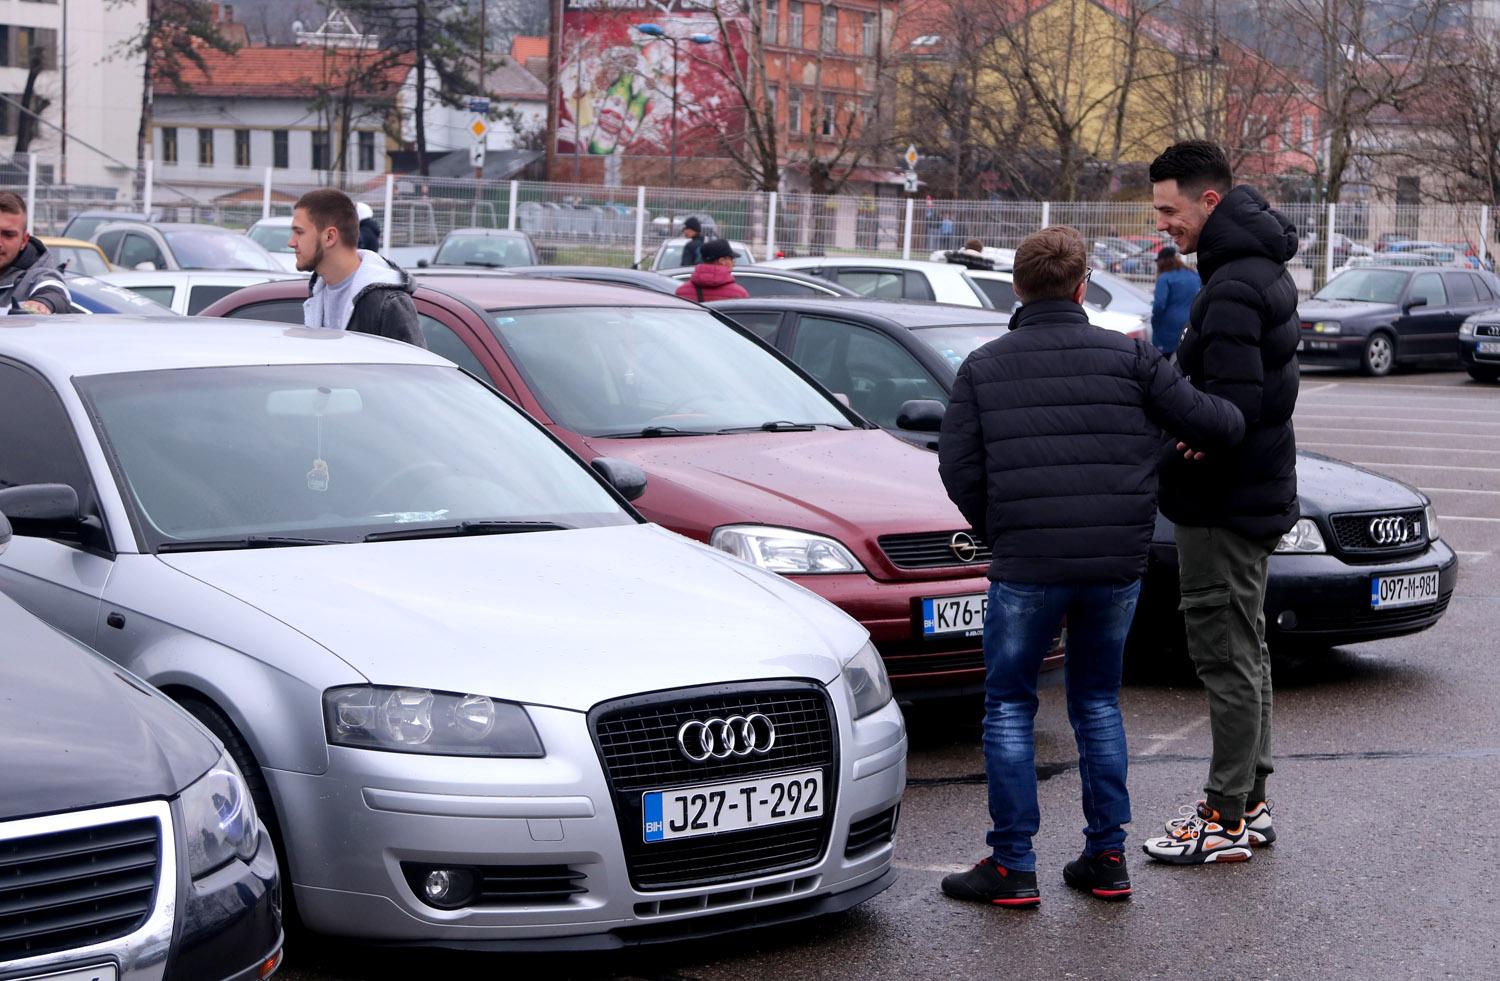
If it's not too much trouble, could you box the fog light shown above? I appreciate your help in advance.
[257,950,282,979]
[1276,610,1298,630]
[419,867,477,909]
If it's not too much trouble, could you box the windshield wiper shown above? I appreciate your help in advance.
[717,420,824,433]
[463,260,506,268]
[157,535,348,552]
[363,520,566,543]
[599,425,714,438]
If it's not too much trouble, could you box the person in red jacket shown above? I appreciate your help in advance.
[675,238,749,301]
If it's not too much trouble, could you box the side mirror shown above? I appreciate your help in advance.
[416,258,430,268]
[0,510,11,556]
[897,399,947,433]
[1403,295,1430,313]
[0,484,84,540]
[591,457,648,502]
[133,261,157,271]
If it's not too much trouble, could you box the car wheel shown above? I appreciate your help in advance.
[1360,332,1396,376]
[1468,364,1500,383]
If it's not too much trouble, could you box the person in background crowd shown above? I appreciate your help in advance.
[675,238,749,301]
[0,192,69,314]
[356,201,381,252]
[936,225,1244,909]
[680,216,704,267]
[1151,245,1200,355]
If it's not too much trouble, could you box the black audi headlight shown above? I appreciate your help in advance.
[325,686,544,757]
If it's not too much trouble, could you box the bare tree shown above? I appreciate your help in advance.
[13,45,51,155]
[1388,24,1500,206]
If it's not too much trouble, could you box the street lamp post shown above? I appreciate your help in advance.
[636,23,713,189]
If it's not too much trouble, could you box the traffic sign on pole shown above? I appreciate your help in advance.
[468,116,490,142]
[469,142,487,169]
[904,144,919,169]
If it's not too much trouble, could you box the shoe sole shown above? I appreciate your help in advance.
[1141,844,1253,865]
[991,896,1041,908]
[1248,827,1276,847]
[1062,870,1132,901]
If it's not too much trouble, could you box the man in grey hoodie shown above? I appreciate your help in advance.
[291,188,425,347]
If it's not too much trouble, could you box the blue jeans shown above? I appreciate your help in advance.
[982,578,1141,871]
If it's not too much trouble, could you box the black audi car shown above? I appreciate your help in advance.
[711,296,1458,658]
[0,508,282,979]
[1296,265,1500,375]
[1458,307,1500,382]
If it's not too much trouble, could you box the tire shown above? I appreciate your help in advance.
[1360,332,1396,377]
[1468,364,1500,383]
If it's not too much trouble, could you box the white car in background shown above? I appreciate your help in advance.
[758,256,992,307]
[650,237,757,270]
[245,216,301,272]
[965,268,1148,340]
[98,269,302,315]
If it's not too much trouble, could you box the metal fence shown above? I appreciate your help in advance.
[3,152,1493,292]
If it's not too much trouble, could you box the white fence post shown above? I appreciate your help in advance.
[508,180,519,231]
[1481,205,1491,268]
[142,159,153,219]
[1325,202,1336,283]
[261,167,273,220]
[381,173,394,253]
[24,155,36,233]
[902,196,914,260]
[766,191,778,258]
[1041,201,1050,229]
[633,185,646,267]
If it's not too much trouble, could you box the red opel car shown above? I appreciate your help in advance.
[205,275,1043,696]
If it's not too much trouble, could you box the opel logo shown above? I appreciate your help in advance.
[950,532,979,563]
[1368,516,1412,546]
[676,715,777,762]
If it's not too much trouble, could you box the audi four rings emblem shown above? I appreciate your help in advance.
[1368,516,1412,546]
[950,532,979,563]
[676,715,777,762]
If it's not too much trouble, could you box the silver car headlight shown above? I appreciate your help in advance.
[710,524,865,574]
[180,752,259,877]
[1311,320,1341,335]
[324,686,544,757]
[842,642,893,719]
[1424,503,1441,541]
[1459,317,1479,339]
[1275,518,1326,553]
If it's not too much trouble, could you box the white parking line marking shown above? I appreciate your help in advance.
[1456,551,1492,559]
[1140,716,1210,757]
[1296,415,1500,427]
[1424,487,1500,496]
[895,862,969,874]
[1297,426,1499,439]
[1295,403,1500,415]
[1300,442,1500,456]
[1307,381,1500,393]
[1299,382,1341,394]
[1351,462,1500,473]
[1439,515,1500,523]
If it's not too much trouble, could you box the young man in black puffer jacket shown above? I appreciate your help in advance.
[937,226,1244,908]
[1140,140,1301,867]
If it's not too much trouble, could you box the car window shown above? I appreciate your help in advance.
[1410,272,1446,307]
[125,285,177,307]
[656,243,685,269]
[973,277,1020,310]
[912,322,1009,369]
[836,269,906,299]
[220,298,305,324]
[789,316,946,427]
[187,285,244,315]
[1444,272,1479,305]
[247,224,294,254]
[0,362,99,524]
[53,247,109,276]
[433,235,535,268]
[163,229,279,272]
[94,229,125,260]
[1472,274,1496,302]
[903,272,936,302]
[418,315,487,376]
[118,233,164,270]
[719,310,784,343]
[736,275,825,298]
[1315,269,1409,303]
[66,217,112,242]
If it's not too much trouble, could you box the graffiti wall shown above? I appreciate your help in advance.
[557,0,748,157]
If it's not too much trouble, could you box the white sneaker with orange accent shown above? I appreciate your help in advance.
[1142,803,1253,864]
[1165,799,1275,847]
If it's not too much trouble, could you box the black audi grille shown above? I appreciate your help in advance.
[845,806,900,858]
[878,531,991,570]
[1475,323,1500,337]
[0,817,160,961]
[591,682,838,891]
[1329,509,1427,555]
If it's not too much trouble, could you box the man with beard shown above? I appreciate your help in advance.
[290,188,423,347]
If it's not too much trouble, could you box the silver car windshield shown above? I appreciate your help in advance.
[489,306,853,437]
[79,364,633,550]
[1314,269,1409,303]
[247,224,293,254]
[433,235,533,267]
[913,323,1007,370]
[163,229,280,271]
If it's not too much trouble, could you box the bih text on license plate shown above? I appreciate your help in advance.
[1371,570,1439,609]
[1478,341,1500,355]
[922,592,987,637]
[643,769,822,843]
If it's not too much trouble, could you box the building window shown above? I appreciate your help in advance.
[766,1,779,44]
[1280,118,1293,151]
[787,2,803,47]
[161,126,177,164]
[358,131,376,171]
[766,84,778,121]
[234,129,251,167]
[311,130,330,171]
[821,92,836,136]
[821,5,838,52]
[197,128,213,166]
[859,96,874,128]
[3,26,58,69]
[272,130,289,169]
[862,12,878,56]
[788,88,803,133]
[1302,114,1315,147]
[0,95,18,136]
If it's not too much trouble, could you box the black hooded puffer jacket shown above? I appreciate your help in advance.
[1160,185,1301,540]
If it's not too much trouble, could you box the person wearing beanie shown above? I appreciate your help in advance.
[680,216,704,267]
[675,237,749,301]
[355,201,382,252]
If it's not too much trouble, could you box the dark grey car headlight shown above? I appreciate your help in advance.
[180,752,259,877]
[324,685,544,757]
[842,642,894,719]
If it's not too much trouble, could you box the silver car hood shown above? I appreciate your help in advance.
[158,524,861,712]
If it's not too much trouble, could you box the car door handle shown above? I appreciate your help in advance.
[106,612,126,629]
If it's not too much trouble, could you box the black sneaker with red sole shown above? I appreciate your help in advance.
[940,858,1041,908]
[1062,850,1133,901]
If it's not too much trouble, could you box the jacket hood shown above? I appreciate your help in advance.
[10,236,52,273]
[306,250,412,329]
[157,524,865,711]
[1198,185,1299,279]
[0,592,220,820]
[690,263,739,287]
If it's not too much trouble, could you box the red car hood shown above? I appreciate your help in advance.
[580,428,971,578]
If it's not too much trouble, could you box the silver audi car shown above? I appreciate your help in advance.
[0,319,906,949]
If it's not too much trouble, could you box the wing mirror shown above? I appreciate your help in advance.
[416,258,430,268]
[0,510,11,556]
[1402,295,1430,314]
[897,399,947,433]
[591,457,648,502]
[133,261,157,271]
[0,484,87,541]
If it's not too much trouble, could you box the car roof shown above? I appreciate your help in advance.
[0,316,450,378]
[442,227,530,237]
[97,270,301,285]
[95,222,238,235]
[250,216,292,226]
[410,273,696,309]
[760,256,967,273]
[709,296,1009,327]
[39,237,103,249]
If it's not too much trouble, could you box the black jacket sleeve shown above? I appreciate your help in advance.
[1197,281,1268,425]
[349,288,426,348]
[27,281,70,313]
[937,358,988,533]
[1138,341,1245,451]
[681,237,702,267]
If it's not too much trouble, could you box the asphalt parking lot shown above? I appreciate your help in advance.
[281,369,1499,980]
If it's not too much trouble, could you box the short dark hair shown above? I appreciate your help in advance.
[294,188,359,249]
[1012,226,1087,303]
[1149,140,1233,196]
[0,191,26,216]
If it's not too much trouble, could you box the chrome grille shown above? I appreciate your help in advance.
[1329,509,1427,554]
[591,682,837,890]
[879,530,992,570]
[0,817,160,961]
